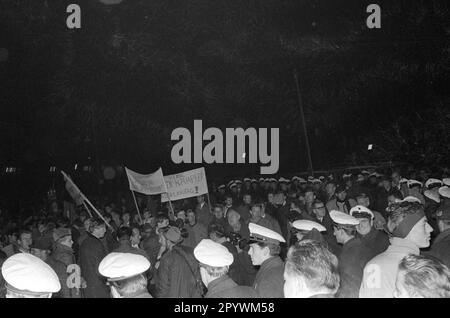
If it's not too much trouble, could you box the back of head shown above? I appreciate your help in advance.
[285,240,339,296]
[397,254,450,298]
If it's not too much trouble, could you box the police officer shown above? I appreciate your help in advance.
[350,205,389,258]
[194,239,258,298]
[98,252,152,298]
[330,210,373,298]
[248,223,286,298]
[1,253,61,298]
[291,219,326,244]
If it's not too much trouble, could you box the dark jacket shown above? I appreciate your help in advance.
[253,256,284,298]
[155,245,203,298]
[358,227,390,259]
[428,229,450,269]
[311,213,342,257]
[275,202,290,241]
[48,243,82,298]
[195,203,211,228]
[236,204,252,222]
[206,275,259,298]
[141,232,161,267]
[336,237,374,298]
[79,233,110,298]
[183,222,208,249]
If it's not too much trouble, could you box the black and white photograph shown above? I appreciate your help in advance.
[0,0,449,302]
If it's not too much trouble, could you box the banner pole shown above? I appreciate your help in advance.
[167,197,176,221]
[82,201,93,218]
[206,193,213,215]
[131,190,143,224]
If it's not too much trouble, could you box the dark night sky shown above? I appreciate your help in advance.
[0,0,449,196]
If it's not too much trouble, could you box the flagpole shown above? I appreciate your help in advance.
[61,171,113,231]
[131,190,143,224]
[81,192,114,232]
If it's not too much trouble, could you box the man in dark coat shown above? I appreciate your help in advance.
[330,211,374,298]
[48,228,84,298]
[194,239,258,298]
[236,194,253,222]
[350,205,390,258]
[79,218,110,298]
[248,223,286,298]
[155,226,203,298]
[195,195,211,228]
[428,202,450,268]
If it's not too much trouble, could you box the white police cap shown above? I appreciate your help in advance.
[402,196,422,203]
[350,205,374,219]
[408,179,423,188]
[99,252,150,281]
[1,253,61,294]
[249,222,286,244]
[194,239,233,267]
[438,186,450,199]
[424,190,440,203]
[292,220,326,232]
[425,178,443,188]
[330,210,360,226]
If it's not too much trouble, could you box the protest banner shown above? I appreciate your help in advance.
[125,167,167,195]
[161,167,208,202]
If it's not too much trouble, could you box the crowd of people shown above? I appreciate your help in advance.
[1,166,450,298]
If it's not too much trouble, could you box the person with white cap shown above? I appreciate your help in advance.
[194,239,258,298]
[1,253,61,298]
[350,205,389,258]
[359,201,433,298]
[407,180,425,205]
[425,178,443,191]
[99,252,152,298]
[428,202,450,269]
[354,192,386,230]
[291,219,326,244]
[330,211,373,298]
[248,222,286,298]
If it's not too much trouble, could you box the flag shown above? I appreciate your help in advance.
[125,167,168,195]
[62,171,84,206]
[161,167,208,202]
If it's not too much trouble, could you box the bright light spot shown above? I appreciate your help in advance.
[242,152,246,159]
[368,144,373,150]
